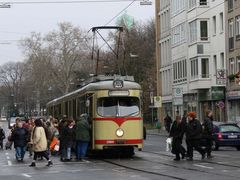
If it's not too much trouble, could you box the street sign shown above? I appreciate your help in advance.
[154,96,162,108]
[173,87,183,98]
[173,98,183,105]
[216,69,226,85]
[140,0,152,5]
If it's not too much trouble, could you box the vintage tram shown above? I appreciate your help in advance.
[46,75,143,155]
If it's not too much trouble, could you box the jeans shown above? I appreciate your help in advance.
[76,141,89,160]
[15,146,26,160]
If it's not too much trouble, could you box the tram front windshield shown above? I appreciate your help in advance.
[97,97,140,117]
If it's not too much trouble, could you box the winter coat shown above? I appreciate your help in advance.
[31,126,48,152]
[169,120,185,141]
[186,118,202,140]
[202,116,213,139]
[61,126,75,147]
[10,127,28,148]
[0,128,5,140]
[76,120,90,142]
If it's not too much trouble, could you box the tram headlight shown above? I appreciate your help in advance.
[116,128,124,137]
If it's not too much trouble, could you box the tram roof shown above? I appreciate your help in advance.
[47,75,141,106]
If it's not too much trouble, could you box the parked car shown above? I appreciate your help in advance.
[212,122,240,151]
[8,116,26,129]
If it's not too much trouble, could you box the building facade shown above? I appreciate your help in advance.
[225,0,240,122]
[156,0,226,122]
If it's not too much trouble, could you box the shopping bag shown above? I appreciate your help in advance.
[54,144,60,151]
[166,137,172,152]
[50,137,58,151]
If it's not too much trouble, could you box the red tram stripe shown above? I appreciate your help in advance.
[94,117,142,126]
[95,139,143,145]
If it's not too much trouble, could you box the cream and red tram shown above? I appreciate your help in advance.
[46,75,143,154]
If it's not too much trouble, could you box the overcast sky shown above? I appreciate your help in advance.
[0,0,155,65]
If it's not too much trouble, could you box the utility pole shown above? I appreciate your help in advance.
[155,0,163,128]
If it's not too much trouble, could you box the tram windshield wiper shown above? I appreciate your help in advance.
[124,110,139,117]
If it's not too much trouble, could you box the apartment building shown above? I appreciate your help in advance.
[156,0,226,121]
[225,0,240,122]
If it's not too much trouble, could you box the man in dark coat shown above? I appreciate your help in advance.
[169,116,186,161]
[186,112,205,161]
[164,114,172,133]
[10,121,29,162]
[202,110,214,158]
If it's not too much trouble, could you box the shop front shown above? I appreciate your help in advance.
[198,87,225,122]
[227,91,240,122]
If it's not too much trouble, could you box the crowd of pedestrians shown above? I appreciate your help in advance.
[2,113,90,167]
[168,110,214,161]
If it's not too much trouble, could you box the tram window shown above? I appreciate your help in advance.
[97,97,140,117]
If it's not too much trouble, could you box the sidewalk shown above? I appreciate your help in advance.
[146,128,169,137]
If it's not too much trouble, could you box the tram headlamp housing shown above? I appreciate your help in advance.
[116,128,124,137]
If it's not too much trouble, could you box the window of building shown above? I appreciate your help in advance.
[172,22,186,46]
[189,0,196,9]
[220,52,224,69]
[228,0,234,11]
[200,21,208,40]
[199,0,207,6]
[201,58,209,78]
[228,19,234,50]
[190,58,198,79]
[236,16,240,40]
[213,55,217,75]
[171,0,186,16]
[237,56,240,72]
[229,58,235,74]
[213,16,216,35]
[220,12,224,33]
[173,59,187,83]
[189,20,197,43]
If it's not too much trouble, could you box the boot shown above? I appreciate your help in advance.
[46,160,53,167]
[29,162,36,167]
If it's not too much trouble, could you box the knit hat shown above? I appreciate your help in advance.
[187,112,196,118]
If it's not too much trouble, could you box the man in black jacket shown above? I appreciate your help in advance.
[202,110,214,158]
[186,112,205,161]
[169,116,186,161]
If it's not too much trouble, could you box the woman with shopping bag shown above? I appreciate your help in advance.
[169,115,186,161]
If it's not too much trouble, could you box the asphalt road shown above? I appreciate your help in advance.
[0,121,239,180]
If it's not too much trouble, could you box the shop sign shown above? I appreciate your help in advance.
[227,91,240,100]
[211,87,225,100]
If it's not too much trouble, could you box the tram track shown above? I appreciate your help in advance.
[102,159,187,180]
[142,150,240,169]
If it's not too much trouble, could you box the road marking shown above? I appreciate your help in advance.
[7,160,12,166]
[193,164,214,169]
[211,153,230,157]
[22,174,32,178]
[6,156,10,160]
[88,169,104,171]
[5,152,9,155]
[144,143,154,146]
[222,170,229,173]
